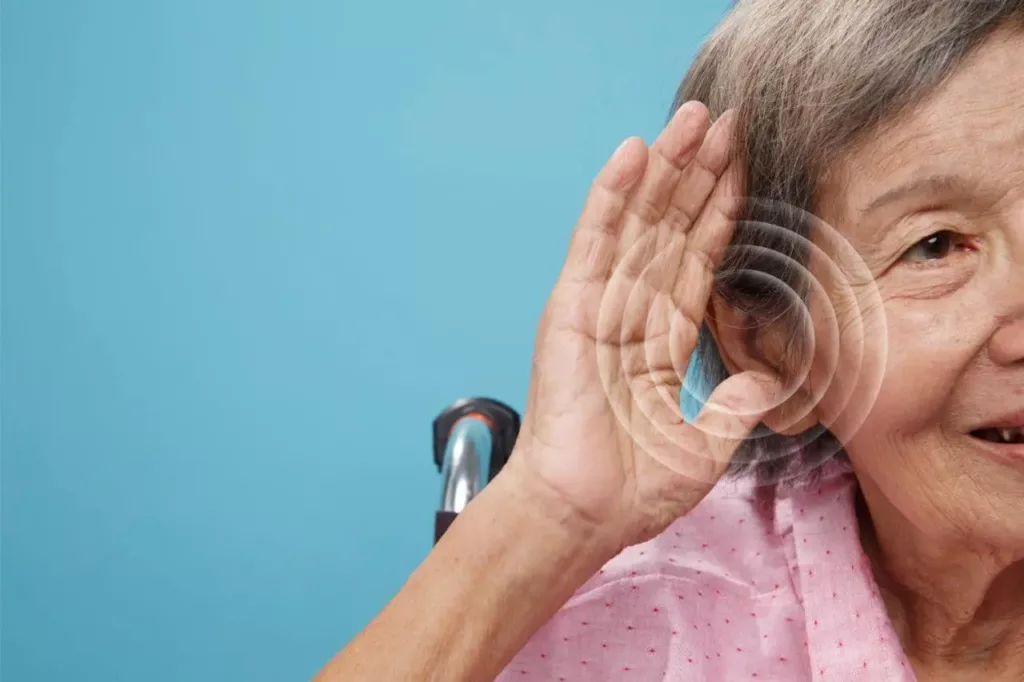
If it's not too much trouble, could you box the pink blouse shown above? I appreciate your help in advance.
[497,464,917,681]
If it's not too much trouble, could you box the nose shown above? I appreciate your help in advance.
[991,208,1024,365]
[990,312,1024,366]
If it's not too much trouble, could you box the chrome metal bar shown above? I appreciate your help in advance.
[439,417,492,514]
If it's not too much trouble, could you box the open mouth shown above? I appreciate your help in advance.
[970,427,1024,445]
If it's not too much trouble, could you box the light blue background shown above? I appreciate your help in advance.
[3,1,729,679]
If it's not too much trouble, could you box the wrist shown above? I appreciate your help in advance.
[493,450,623,565]
[320,445,622,682]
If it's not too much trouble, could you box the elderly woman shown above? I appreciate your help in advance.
[321,0,1024,679]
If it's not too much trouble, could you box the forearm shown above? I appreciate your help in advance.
[316,460,618,682]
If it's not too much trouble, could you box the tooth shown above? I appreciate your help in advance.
[997,428,1023,443]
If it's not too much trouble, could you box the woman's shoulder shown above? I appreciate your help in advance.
[497,469,902,681]
[575,472,788,597]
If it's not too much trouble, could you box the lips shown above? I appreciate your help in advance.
[966,412,1024,468]
[968,409,1024,437]
[967,408,1024,463]
[970,426,1024,444]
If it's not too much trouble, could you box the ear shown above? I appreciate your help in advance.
[704,294,820,436]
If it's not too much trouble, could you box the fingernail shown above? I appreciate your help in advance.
[708,109,735,134]
[676,100,706,121]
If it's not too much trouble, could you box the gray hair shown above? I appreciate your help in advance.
[674,0,1024,485]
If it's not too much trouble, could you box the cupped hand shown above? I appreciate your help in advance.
[506,101,781,553]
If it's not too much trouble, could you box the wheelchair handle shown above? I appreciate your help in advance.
[432,398,520,543]
[439,414,492,514]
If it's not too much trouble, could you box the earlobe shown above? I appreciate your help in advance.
[703,295,743,377]
[762,388,820,435]
[705,294,771,379]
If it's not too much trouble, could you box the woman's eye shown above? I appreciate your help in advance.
[899,230,962,263]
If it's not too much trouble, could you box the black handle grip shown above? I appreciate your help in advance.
[432,397,521,482]
[434,510,459,544]
[432,398,521,546]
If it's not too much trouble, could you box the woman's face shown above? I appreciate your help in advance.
[813,27,1024,550]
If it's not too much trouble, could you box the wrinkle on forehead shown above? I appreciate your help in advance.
[812,27,1024,241]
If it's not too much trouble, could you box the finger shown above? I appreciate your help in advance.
[610,238,692,379]
[672,160,744,326]
[653,101,712,168]
[613,155,732,367]
[628,372,718,487]
[690,371,782,470]
[560,137,648,284]
[626,282,699,473]
[621,158,741,401]
[636,158,745,474]
[661,109,737,235]
[630,370,777,489]
[626,101,711,226]
[613,103,711,269]
[658,164,743,392]
[612,110,738,287]
[643,277,700,391]
[618,158,733,378]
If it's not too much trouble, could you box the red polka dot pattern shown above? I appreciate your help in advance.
[496,465,918,681]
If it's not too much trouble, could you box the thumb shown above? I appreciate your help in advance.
[689,371,783,473]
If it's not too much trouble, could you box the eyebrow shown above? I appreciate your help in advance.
[858,173,977,220]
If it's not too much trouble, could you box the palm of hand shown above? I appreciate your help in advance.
[510,102,779,551]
